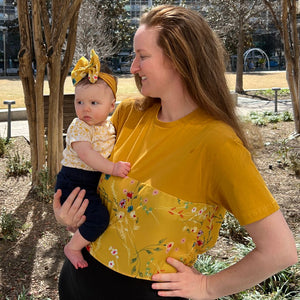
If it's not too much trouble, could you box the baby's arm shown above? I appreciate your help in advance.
[72,141,130,177]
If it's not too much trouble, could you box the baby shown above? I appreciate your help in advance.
[55,50,130,269]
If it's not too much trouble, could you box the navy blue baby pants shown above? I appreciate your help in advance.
[55,166,109,242]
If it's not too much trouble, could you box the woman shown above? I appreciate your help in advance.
[54,5,297,300]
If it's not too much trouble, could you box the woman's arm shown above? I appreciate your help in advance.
[151,210,297,299]
[72,141,130,177]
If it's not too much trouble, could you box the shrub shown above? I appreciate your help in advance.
[219,212,249,244]
[194,239,299,299]
[253,88,290,99]
[0,137,6,157]
[5,152,31,177]
[246,111,293,127]
[281,111,293,122]
[277,138,300,176]
[257,265,300,298]
[32,166,55,203]
[0,209,20,241]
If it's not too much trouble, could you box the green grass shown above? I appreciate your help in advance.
[194,214,300,299]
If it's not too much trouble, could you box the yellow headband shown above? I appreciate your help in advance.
[71,49,117,98]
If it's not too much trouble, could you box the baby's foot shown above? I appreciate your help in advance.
[64,244,88,269]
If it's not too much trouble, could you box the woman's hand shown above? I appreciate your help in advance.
[151,257,211,300]
[53,187,89,229]
[152,211,297,300]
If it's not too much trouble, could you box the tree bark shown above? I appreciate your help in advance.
[263,0,300,133]
[235,24,245,93]
[32,0,47,177]
[17,0,82,187]
[17,0,38,183]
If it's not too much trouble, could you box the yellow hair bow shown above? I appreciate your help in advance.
[71,49,117,98]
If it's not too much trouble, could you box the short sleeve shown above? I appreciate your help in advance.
[213,138,279,226]
[66,118,93,145]
[110,98,139,137]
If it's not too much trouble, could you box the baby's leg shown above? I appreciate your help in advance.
[64,230,90,269]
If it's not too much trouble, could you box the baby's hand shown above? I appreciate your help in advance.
[112,161,131,178]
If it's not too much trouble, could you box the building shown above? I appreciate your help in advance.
[0,0,17,25]
[127,0,202,25]
[0,0,18,75]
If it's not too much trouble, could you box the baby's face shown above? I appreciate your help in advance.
[74,82,115,126]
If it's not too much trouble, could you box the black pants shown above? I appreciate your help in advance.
[55,166,109,241]
[59,248,183,300]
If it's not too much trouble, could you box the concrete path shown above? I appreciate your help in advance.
[0,96,294,141]
[236,96,293,117]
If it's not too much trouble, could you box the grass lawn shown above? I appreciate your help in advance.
[0,71,289,109]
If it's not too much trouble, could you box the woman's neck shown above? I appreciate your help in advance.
[158,92,198,123]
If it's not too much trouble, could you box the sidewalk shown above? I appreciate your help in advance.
[0,96,293,141]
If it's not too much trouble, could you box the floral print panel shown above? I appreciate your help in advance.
[90,175,226,280]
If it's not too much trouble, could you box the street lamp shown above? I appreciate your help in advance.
[3,100,15,140]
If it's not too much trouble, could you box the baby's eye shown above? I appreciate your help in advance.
[91,101,99,105]
[77,100,83,105]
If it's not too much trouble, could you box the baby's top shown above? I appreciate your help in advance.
[61,118,115,171]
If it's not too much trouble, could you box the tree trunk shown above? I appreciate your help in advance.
[17,0,39,184]
[235,24,245,93]
[17,0,82,188]
[32,0,47,179]
[282,0,300,133]
[46,4,81,181]
[263,0,300,133]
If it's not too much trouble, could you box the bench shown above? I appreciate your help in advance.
[44,94,76,134]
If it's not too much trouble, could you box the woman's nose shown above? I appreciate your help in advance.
[130,57,140,74]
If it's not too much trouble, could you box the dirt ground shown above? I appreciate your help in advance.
[0,119,299,299]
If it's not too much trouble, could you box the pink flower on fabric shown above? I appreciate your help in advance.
[119,199,126,208]
[197,230,204,237]
[166,242,174,253]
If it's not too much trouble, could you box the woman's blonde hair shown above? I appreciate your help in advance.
[135,5,248,148]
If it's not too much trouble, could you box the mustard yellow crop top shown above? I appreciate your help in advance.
[90,99,279,280]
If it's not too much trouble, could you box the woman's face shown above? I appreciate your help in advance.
[130,25,178,99]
